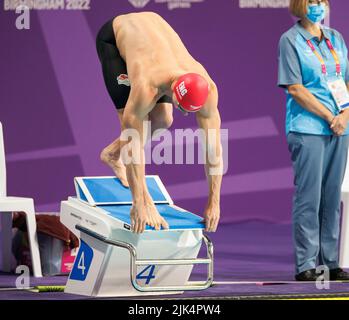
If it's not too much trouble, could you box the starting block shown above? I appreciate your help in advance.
[60,176,214,297]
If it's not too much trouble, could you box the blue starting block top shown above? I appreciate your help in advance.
[74,176,204,230]
[75,176,172,206]
[99,204,204,231]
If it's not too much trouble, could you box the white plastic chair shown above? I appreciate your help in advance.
[0,122,42,277]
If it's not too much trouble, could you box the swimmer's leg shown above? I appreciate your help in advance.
[101,102,173,186]
[148,102,173,133]
[100,110,130,187]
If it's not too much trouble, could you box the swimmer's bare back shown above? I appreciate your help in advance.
[112,12,212,92]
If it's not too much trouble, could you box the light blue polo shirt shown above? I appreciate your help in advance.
[278,22,349,135]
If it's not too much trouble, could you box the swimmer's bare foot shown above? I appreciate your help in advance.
[100,143,129,187]
[144,196,169,231]
[131,200,169,233]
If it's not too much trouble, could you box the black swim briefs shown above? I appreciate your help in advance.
[96,18,172,110]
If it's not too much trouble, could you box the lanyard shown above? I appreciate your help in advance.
[306,38,341,76]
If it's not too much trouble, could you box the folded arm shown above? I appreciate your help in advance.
[287,84,334,124]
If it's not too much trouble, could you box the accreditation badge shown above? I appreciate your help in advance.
[327,77,349,111]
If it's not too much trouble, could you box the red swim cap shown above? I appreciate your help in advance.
[173,73,209,112]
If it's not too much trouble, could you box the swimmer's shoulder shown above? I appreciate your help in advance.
[116,11,162,20]
[113,12,165,30]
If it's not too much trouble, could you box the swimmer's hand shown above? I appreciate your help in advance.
[202,203,220,233]
[130,201,169,234]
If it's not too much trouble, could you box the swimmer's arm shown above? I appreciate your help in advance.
[121,86,154,232]
[122,105,148,203]
[196,83,222,232]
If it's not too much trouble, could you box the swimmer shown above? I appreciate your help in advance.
[96,12,222,234]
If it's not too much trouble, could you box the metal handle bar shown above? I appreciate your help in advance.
[76,225,214,292]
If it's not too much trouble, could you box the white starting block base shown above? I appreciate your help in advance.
[60,176,213,298]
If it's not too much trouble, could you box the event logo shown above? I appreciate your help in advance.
[127,0,205,10]
[155,0,205,10]
[117,74,131,86]
[128,0,151,8]
[4,0,92,10]
[238,0,289,8]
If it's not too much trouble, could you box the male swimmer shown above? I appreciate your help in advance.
[96,12,222,234]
